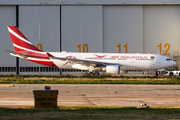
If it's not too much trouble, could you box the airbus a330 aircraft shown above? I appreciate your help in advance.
[6,26,176,75]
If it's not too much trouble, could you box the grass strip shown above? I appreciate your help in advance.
[0,106,180,120]
[0,74,174,79]
[0,75,180,84]
[0,78,180,84]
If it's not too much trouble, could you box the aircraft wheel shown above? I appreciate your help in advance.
[84,73,89,76]
[89,72,94,76]
[169,72,173,76]
[155,71,159,76]
[94,72,100,76]
[84,72,99,76]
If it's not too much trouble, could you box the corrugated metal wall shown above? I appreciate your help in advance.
[103,6,143,53]
[62,6,103,52]
[0,6,16,74]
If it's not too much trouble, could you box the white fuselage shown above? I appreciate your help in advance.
[47,52,176,71]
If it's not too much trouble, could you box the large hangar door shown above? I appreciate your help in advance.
[19,6,60,74]
[61,6,103,53]
[0,6,16,74]
[103,6,143,53]
[144,6,180,55]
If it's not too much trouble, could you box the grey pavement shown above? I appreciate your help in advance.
[0,84,180,108]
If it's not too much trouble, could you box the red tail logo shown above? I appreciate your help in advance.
[7,26,42,54]
[7,26,58,67]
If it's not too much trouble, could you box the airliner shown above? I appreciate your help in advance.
[5,26,176,75]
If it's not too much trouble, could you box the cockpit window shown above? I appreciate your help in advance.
[166,59,172,61]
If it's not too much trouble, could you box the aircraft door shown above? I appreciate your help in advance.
[156,56,161,63]
[131,58,135,63]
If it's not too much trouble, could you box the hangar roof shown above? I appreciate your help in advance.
[0,0,180,5]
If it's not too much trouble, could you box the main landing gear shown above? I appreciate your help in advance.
[84,71,100,76]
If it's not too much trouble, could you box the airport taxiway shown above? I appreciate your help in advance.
[0,84,180,108]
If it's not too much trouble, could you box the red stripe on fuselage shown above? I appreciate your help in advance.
[26,59,58,68]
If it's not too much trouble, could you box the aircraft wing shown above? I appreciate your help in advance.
[46,53,121,67]
[5,50,29,58]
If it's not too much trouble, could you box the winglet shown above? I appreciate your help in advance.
[46,53,54,57]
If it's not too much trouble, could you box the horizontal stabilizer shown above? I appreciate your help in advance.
[5,50,29,59]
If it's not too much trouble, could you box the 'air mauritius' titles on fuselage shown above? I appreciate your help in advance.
[118,56,149,59]
[86,55,151,60]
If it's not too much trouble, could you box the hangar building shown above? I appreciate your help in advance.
[0,0,180,75]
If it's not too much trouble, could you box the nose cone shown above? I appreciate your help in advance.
[172,61,176,66]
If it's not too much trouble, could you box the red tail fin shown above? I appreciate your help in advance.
[7,26,43,54]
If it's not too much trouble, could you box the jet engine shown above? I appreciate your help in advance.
[105,65,120,74]
[95,65,120,74]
